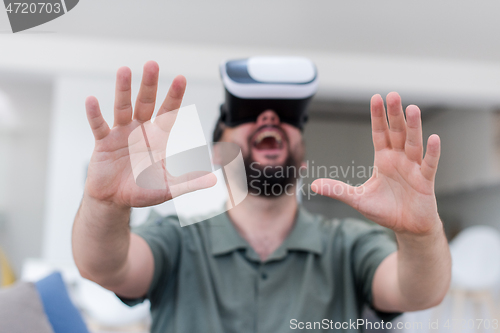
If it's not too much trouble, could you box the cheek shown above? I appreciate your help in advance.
[223,127,253,153]
[235,139,250,156]
[283,126,302,146]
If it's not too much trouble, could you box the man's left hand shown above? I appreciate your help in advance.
[312,92,441,236]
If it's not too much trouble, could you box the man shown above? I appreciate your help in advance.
[72,59,451,333]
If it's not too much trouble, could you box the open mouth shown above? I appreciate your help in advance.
[252,128,285,151]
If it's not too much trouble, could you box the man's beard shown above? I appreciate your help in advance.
[243,150,301,198]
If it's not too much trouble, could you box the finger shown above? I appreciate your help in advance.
[157,75,187,117]
[421,134,441,181]
[169,171,217,198]
[133,161,216,194]
[386,92,406,150]
[134,61,160,122]
[370,94,391,151]
[405,105,423,163]
[311,178,360,209]
[113,66,133,126]
[85,96,110,140]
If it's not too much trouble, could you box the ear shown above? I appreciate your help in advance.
[213,121,227,143]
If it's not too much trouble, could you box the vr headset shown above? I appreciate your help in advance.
[219,56,318,130]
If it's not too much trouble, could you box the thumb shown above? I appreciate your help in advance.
[169,171,218,198]
[311,178,360,208]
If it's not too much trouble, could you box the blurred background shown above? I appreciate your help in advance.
[1,1,500,332]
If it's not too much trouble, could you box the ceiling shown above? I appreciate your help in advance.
[1,0,499,64]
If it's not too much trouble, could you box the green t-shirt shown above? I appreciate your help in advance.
[120,207,400,332]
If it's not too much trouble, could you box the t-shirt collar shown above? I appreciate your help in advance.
[209,207,323,259]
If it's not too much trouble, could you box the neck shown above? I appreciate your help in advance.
[227,187,298,261]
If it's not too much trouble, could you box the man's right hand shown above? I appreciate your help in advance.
[84,61,215,209]
[73,61,215,299]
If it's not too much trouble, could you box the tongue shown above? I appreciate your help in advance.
[255,137,279,150]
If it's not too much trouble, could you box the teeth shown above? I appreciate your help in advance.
[255,130,282,145]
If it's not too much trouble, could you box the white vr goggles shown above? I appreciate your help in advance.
[219,56,318,130]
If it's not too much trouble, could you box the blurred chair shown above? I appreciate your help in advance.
[0,271,90,333]
[35,272,90,333]
[451,226,500,291]
[448,225,500,327]
[394,225,500,333]
[21,258,151,332]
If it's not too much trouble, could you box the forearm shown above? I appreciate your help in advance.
[395,217,451,310]
[72,193,132,286]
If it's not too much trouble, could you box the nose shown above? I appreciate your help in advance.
[256,110,280,127]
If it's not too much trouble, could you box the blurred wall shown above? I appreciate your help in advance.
[0,74,52,274]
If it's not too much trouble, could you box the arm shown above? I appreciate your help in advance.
[73,195,154,298]
[72,61,215,298]
[312,92,451,312]
[373,223,451,312]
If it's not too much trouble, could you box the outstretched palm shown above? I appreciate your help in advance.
[312,93,441,235]
[84,61,215,208]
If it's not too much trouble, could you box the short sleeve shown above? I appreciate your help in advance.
[348,219,402,321]
[118,210,182,307]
